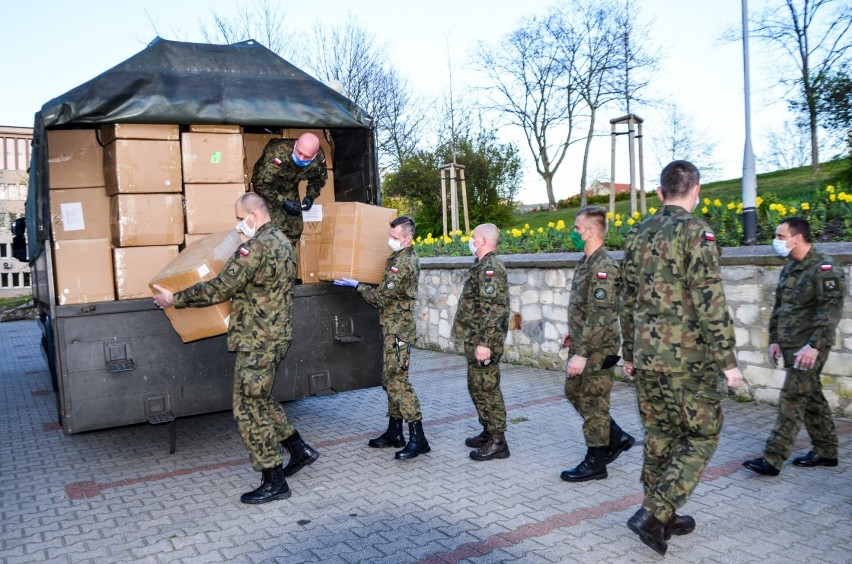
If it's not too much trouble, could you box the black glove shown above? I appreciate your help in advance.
[283,199,302,216]
[301,195,314,211]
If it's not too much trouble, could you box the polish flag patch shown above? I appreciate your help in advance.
[485,270,495,277]
[821,264,833,271]
[390,266,399,273]
[597,272,608,279]
[239,247,250,256]
[704,232,716,241]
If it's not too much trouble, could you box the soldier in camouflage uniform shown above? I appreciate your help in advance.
[620,161,743,555]
[251,133,328,242]
[560,207,635,483]
[335,217,430,460]
[744,217,845,477]
[452,223,512,461]
[152,193,319,505]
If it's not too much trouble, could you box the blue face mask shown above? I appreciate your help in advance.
[291,152,314,167]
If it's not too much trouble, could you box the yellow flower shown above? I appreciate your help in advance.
[606,212,614,220]
[632,211,641,219]
[801,202,810,211]
[627,218,636,225]
[443,236,452,244]
[788,207,797,215]
[648,207,657,215]
[548,221,555,228]
[830,194,836,202]
[524,223,530,230]
[826,185,835,193]
[555,220,566,231]
[701,206,709,214]
[615,220,623,227]
[455,229,462,236]
[703,198,711,205]
[726,202,735,210]
[615,214,622,221]
[713,199,722,207]
[461,236,471,242]
[537,227,544,234]
[778,208,787,216]
[511,228,522,238]
[756,196,764,207]
[416,236,422,242]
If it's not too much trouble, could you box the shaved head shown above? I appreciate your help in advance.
[294,133,321,160]
[474,223,500,245]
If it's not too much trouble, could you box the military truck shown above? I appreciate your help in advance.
[24,38,384,437]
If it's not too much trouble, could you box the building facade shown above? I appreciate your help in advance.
[0,125,32,298]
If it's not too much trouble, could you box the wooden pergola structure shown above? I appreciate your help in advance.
[609,113,647,216]
[439,162,470,237]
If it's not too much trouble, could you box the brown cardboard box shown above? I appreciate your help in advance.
[49,187,111,241]
[47,129,105,189]
[243,133,281,182]
[99,124,180,143]
[113,245,179,300]
[104,140,182,195]
[189,124,243,134]
[184,183,247,234]
[318,202,396,285]
[181,133,245,183]
[149,230,242,343]
[297,232,322,284]
[282,128,335,168]
[298,169,336,205]
[52,238,115,305]
[183,233,208,248]
[111,194,185,247]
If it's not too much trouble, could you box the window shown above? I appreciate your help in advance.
[23,272,30,286]
[1,273,8,288]
[11,272,19,287]
[0,243,7,258]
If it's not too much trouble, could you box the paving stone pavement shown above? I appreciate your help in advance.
[1,319,850,564]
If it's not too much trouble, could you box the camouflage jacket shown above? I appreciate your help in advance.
[357,246,419,339]
[568,246,621,370]
[620,205,737,373]
[251,138,328,233]
[452,251,510,355]
[173,223,296,352]
[769,247,846,351]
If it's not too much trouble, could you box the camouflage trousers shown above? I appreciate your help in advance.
[464,343,507,433]
[635,367,723,523]
[565,366,615,447]
[233,345,295,471]
[279,214,304,243]
[763,348,837,467]
[381,328,422,422]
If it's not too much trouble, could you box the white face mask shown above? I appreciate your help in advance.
[772,238,792,257]
[388,237,403,252]
[236,216,256,238]
[468,238,478,255]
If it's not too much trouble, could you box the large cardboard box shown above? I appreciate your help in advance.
[318,203,396,285]
[99,124,180,143]
[111,194,184,247]
[189,124,243,134]
[282,128,334,168]
[243,133,281,177]
[184,183,247,234]
[47,129,105,189]
[149,230,242,343]
[297,231,322,284]
[52,238,115,305]
[181,133,245,183]
[104,140,182,195]
[113,245,180,300]
[298,169,336,205]
[49,187,111,241]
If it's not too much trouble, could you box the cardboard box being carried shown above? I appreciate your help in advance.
[184,183,247,234]
[47,129,105,189]
[49,187,111,241]
[149,230,242,343]
[114,245,179,300]
[52,238,115,305]
[111,194,184,247]
[104,139,182,195]
[181,132,245,183]
[318,202,396,285]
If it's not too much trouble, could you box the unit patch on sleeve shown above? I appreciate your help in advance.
[386,281,396,289]
[227,263,242,277]
[822,278,839,292]
[484,284,495,294]
[594,288,607,300]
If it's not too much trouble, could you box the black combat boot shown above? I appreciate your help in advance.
[368,417,406,448]
[560,446,609,482]
[664,513,696,540]
[465,429,491,448]
[627,507,668,555]
[470,431,510,461]
[606,419,636,464]
[240,464,291,504]
[281,430,320,477]
[395,421,431,460]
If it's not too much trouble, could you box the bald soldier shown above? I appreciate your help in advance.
[153,193,319,505]
[453,223,512,461]
[252,132,328,242]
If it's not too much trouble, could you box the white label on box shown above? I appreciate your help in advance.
[303,204,323,222]
[59,202,86,231]
[197,264,211,278]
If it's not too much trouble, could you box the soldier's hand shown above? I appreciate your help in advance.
[283,199,303,216]
[566,354,587,377]
[768,343,782,366]
[623,361,634,377]
[561,333,570,349]
[723,367,743,388]
[333,277,359,288]
[793,344,818,370]
[475,345,491,363]
[301,195,314,211]
[151,284,174,309]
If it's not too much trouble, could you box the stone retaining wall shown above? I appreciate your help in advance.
[415,243,852,416]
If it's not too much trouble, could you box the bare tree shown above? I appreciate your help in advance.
[762,121,817,170]
[199,0,295,59]
[653,103,721,181]
[750,0,852,173]
[613,0,658,115]
[474,14,585,211]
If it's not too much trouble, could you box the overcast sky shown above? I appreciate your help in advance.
[2,0,800,204]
